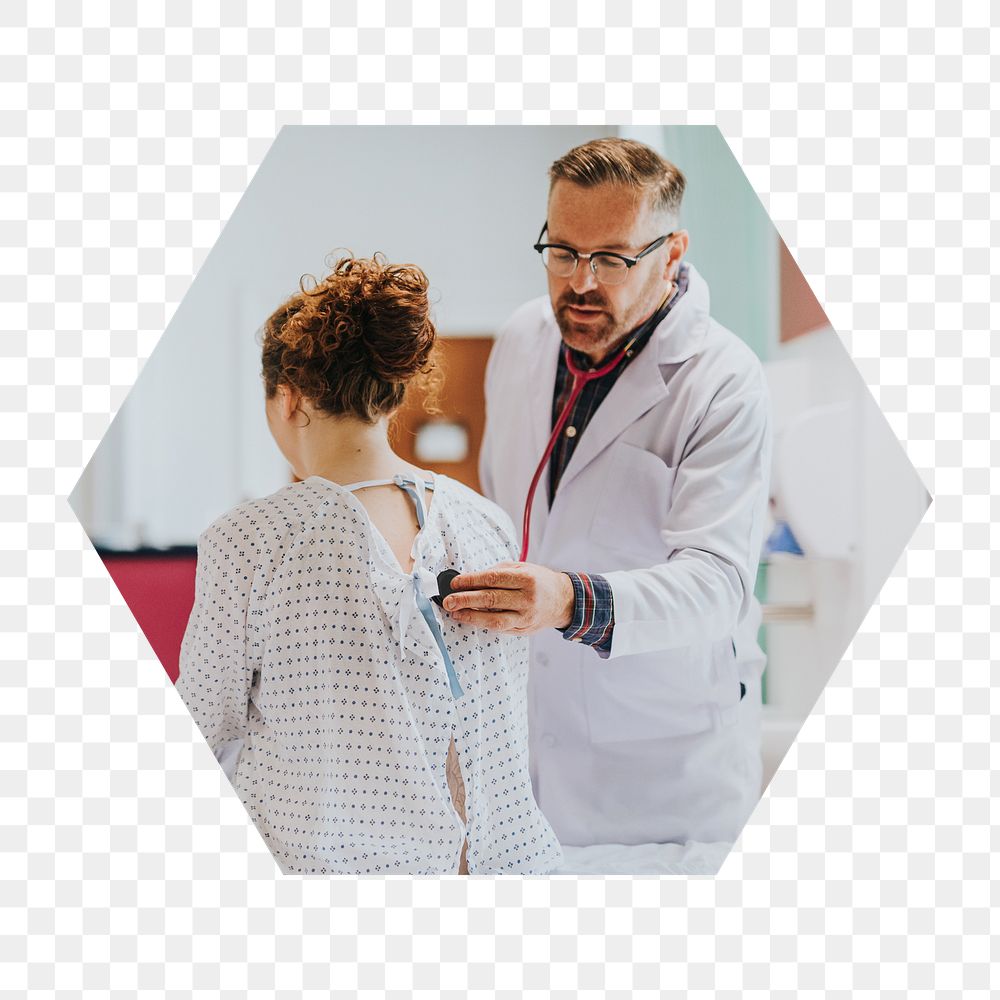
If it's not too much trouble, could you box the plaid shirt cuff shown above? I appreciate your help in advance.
[559,572,614,656]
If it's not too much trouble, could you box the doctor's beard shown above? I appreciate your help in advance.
[554,270,675,364]
[553,292,645,367]
[554,291,632,363]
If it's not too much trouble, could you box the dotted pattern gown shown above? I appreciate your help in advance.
[175,473,563,876]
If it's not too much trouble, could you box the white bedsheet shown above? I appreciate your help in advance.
[553,841,732,876]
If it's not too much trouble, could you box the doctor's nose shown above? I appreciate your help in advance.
[569,258,599,295]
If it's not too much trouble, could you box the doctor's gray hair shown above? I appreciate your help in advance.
[549,137,685,219]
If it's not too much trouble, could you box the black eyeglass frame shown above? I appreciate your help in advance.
[532,222,674,278]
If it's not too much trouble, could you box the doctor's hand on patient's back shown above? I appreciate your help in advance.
[442,562,575,635]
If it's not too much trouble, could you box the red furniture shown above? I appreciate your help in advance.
[99,551,198,683]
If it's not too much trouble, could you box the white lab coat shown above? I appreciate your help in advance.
[479,264,772,846]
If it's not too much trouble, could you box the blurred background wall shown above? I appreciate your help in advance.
[70,125,928,789]
[72,125,609,548]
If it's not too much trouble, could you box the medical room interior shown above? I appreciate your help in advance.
[71,125,929,837]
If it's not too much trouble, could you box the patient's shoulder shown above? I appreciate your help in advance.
[432,475,518,558]
[198,481,328,556]
[435,475,515,528]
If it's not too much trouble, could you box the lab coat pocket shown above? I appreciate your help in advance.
[581,648,717,744]
[590,443,676,560]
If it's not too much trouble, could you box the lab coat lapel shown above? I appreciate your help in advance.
[552,269,710,497]
[552,344,669,497]
[520,322,562,555]
[527,321,562,463]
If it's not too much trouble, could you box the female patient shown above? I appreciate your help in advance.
[175,255,562,876]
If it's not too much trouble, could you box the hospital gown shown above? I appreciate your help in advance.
[175,473,563,876]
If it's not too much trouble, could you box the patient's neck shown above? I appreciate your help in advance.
[294,412,417,485]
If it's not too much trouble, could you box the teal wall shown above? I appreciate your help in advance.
[621,126,779,701]
[620,126,778,361]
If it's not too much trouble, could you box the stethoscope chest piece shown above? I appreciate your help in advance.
[430,569,461,607]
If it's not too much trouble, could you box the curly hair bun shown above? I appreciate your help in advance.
[261,253,438,422]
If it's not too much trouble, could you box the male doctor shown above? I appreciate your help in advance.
[443,137,772,846]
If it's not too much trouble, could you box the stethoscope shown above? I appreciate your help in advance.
[517,286,678,562]
[518,330,641,562]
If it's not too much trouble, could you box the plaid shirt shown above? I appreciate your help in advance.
[554,266,689,655]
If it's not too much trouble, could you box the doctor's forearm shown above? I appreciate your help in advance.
[603,553,748,656]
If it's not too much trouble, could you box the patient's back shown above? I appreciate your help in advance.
[349,480,425,574]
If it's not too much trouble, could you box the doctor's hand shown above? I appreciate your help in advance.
[442,562,575,635]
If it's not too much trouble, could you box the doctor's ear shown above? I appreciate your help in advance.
[664,230,689,279]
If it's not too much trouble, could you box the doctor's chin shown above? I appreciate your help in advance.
[70,126,929,878]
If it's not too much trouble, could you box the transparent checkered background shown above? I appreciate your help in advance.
[2,2,995,995]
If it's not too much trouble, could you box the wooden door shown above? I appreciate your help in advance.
[390,336,494,492]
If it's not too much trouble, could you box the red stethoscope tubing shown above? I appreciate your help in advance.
[518,335,639,562]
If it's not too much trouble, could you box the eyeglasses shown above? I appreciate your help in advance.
[533,222,673,286]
